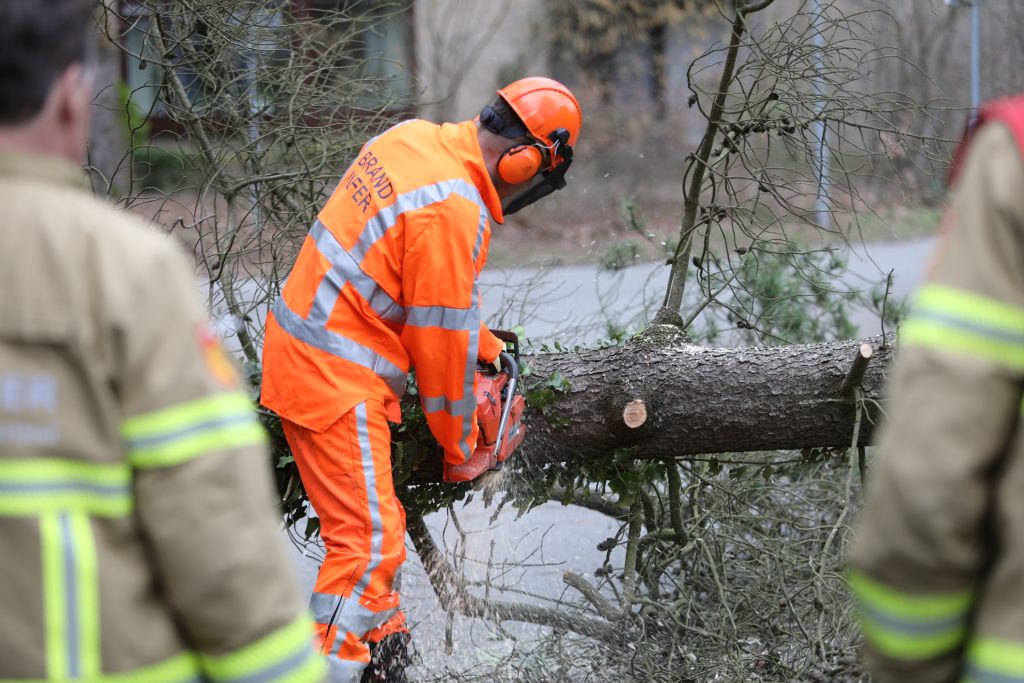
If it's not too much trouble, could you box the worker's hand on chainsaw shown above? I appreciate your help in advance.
[478,326,505,365]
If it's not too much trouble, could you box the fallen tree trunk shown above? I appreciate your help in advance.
[412,334,893,480]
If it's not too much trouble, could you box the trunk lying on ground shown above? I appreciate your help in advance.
[412,334,892,480]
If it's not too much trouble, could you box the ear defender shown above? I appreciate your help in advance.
[497,144,545,185]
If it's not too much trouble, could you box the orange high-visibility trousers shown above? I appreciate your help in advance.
[282,400,407,682]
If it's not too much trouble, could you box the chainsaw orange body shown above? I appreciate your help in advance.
[443,334,526,483]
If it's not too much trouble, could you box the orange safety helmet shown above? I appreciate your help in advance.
[482,77,582,214]
[499,77,581,155]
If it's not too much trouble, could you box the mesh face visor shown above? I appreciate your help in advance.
[480,105,529,139]
[502,129,573,215]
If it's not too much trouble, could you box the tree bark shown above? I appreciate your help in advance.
[413,334,892,481]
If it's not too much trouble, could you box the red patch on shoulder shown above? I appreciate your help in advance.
[197,322,239,388]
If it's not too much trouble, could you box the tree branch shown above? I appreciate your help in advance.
[406,513,624,644]
[655,7,751,326]
[740,0,777,15]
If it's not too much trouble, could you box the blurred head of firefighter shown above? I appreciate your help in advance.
[848,98,1024,682]
[260,77,581,681]
[0,0,94,162]
[0,2,324,682]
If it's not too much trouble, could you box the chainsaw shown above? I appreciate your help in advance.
[443,330,527,483]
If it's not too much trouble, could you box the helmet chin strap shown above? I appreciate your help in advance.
[502,138,574,216]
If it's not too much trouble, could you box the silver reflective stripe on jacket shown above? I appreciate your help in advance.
[273,178,490,429]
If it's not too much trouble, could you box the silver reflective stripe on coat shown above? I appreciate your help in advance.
[416,195,488,463]
[273,178,490,404]
[405,305,477,331]
[859,602,968,637]
[309,221,404,325]
[272,297,407,398]
[914,309,1024,347]
[420,394,477,417]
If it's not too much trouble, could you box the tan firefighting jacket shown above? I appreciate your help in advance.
[848,121,1024,682]
[0,153,324,683]
[261,119,505,466]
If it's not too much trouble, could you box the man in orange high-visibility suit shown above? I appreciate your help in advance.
[261,77,582,682]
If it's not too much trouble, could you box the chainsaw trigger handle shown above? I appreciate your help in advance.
[442,332,527,483]
[488,329,521,364]
[492,351,518,459]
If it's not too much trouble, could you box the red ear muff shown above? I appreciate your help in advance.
[497,145,545,185]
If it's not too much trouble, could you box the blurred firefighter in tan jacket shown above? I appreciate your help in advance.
[0,2,324,682]
[849,97,1024,682]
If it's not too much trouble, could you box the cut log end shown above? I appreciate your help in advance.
[840,342,875,396]
[623,399,648,429]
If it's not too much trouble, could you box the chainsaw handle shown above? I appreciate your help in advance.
[498,350,519,380]
[488,329,521,364]
[492,351,519,458]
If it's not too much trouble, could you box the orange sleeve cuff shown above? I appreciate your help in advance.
[478,326,504,363]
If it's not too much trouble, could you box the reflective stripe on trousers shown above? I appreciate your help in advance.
[281,402,406,682]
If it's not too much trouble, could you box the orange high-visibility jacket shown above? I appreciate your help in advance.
[262,120,505,465]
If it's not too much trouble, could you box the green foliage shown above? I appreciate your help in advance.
[390,399,477,514]
[618,196,679,263]
[524,370,572,429]
[602,321,630,345]
[117,81,151,148]
[730,248,857,345]
[132,145,207,192]
[620,196,646,235]
[862,273,910,332]
[118,83,206,193]
[598,240,640,271]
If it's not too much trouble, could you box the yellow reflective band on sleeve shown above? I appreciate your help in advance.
[123,392,267,469]
[198,615,325,683]
[0,459,132,518]
[0,651,202,683]
[848,570,973,660]
[965,637,1024,682]
[901,285,1024,371]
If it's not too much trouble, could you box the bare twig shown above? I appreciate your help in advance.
[563,571,621,622]
[407,513,624,644]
